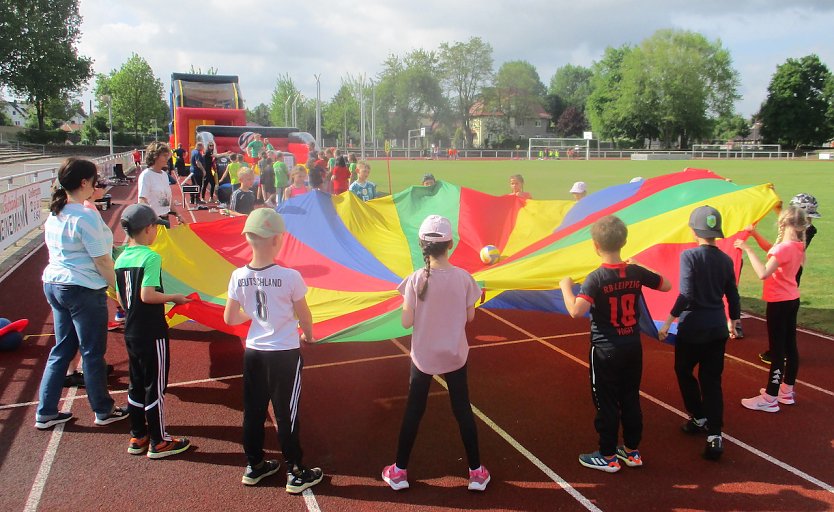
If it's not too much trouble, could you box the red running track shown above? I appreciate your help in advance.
[1,178,833,511]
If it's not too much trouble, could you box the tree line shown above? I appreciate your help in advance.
[2,1,832,150]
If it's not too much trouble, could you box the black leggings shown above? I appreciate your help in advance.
[765,299,799,395]
[201,172,216,200]
[395,362,480,470]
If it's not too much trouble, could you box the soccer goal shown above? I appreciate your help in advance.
[691,143,787,159]
[528,137,596,160]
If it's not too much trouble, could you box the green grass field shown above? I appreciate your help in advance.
[368,157,833,334]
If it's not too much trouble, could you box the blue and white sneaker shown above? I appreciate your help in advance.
[615,446,643,467]
[578,451,621,473]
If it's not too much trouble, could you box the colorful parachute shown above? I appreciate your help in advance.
[156,169,779,342]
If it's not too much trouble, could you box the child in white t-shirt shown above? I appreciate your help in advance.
[223,208,323,494]
[382,215,490,492]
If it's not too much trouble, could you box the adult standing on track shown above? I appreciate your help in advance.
[35,157,129,429]
[187,142,206,205]
[138,141,181,225]
[202,142,217,203]
[173,143,188,177]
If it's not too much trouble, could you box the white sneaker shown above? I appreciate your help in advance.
[741,393,780,412]
[760,387,795,405]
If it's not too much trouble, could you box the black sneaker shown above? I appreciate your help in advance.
[63,365,114,387]
[242,459,281,485]
[759,351,772,364]
[94,405,130,425]
[35,412,73,430]
[703,436,723,460]
[63,371,85,388]
[286,465,324,494]
[681,418,708,435]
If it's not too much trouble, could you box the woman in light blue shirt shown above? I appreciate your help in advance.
[36,158,128,429]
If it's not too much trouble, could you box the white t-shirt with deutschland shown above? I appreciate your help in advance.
[137,168,172,217]
[227,264,308,351]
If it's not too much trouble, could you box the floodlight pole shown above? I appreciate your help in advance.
[314,74,322,148]
[100,95,113,155]
[292,93,301,127]
[359,76,366,159]
[284,95,292,126]
[371,81,376,155]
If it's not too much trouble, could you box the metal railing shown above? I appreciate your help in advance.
[4,151,133,192]
[0,139,48,154]
[339,148,800,160]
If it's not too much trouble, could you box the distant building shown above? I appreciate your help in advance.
[67,110,88,126]
[60,108,88,133]
[1,100,31,127]
[469,100,551,148]
[731,121,762,144]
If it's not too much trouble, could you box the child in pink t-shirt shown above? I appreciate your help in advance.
[282,165,310,201]
[735,206,808,412]
[382,215,489,492]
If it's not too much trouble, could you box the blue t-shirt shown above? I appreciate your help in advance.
[349,180,376,202]
[190,149,204,175]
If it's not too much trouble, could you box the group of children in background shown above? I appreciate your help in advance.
[175,138,378,217]
[41,152,821,493]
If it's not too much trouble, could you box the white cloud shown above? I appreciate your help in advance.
[75,0,834,118]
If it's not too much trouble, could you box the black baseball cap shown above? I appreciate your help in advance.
[689,205,724,238]
[121,203,169,233]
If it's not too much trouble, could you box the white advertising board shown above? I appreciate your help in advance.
[0,183,44,252]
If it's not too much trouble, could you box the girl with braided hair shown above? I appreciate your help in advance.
[382,215,490,492]
[735,206,809,412]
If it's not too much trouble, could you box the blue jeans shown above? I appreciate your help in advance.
[37,283,114,421]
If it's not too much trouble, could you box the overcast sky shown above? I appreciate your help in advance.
[75,0,833,119]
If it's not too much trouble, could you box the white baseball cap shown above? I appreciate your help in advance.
[418,215,453,242]
[570,181,587,194]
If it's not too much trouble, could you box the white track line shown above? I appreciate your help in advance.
[742,312,834,342]
[1,336,582,411]
[177,182,197,224]
[723,353,834,398]
[265,404,321,511]
[15,318,834,510]
[302,490,321,511]
[389,338,602,512]
[638,391,834,494]
[24,386,77,512]
[481,309,834,495]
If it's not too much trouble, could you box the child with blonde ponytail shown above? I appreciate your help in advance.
[735,206,808,412]
[382,215,490,492]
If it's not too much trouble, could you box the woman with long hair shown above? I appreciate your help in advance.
[36,157,128,429]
